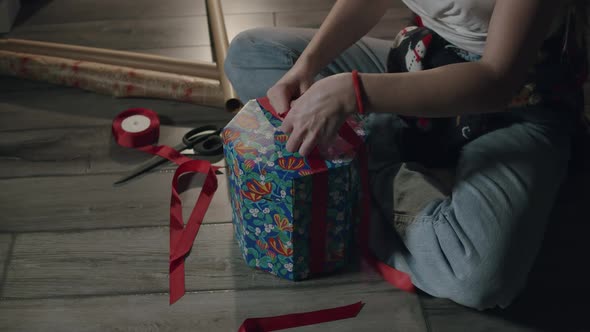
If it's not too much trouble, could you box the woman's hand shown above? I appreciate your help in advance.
[267,64,316,115]
[278,73,357,156]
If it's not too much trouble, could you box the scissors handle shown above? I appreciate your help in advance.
[183,125,223,156]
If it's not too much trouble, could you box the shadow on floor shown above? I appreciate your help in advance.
[11,0,54,28]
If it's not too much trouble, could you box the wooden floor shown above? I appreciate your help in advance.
[1,1,590,331]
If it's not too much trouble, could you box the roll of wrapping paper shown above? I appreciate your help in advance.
[206,0,242,111]
[0,38,219,80]
[0,50,224,107]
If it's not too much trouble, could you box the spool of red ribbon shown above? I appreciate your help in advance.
[112,108,161,148]
[112,108,192,165]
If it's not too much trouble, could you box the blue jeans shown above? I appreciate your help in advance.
[224,27,576,309]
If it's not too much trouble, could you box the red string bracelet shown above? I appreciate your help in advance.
[351,70,365,115]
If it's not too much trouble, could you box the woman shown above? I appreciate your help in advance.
[224,0,588,309]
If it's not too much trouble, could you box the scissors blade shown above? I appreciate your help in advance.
[114,141,190,185]
[113,155,171,185]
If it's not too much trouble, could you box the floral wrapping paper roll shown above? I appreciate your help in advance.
[222,99,368,281]
[0,50,224,107]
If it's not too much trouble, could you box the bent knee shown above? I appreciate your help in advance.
[225,27,297,72]
[400,214,524,309]
[445,272,520,310]
[413,252,523,310]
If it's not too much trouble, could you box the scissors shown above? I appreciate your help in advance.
[114,125,224,185]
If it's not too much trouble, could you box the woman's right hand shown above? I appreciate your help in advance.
[268,0,389,113]
[267,65,316,115]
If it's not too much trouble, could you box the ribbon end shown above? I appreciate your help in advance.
[349,301,365,318]
[169,289,184,305]
[358,301,366,310]
[237,319,260,332]
[364,254,415,292]
[169,261,186,305]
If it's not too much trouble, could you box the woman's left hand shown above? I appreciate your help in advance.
[279,73,357,156]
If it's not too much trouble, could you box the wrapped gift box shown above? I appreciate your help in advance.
[222,98,367,280]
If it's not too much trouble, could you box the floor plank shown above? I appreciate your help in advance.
[7,16,212,51]
[420,297,539,332]
[15,0,208,26]
[0,125,226,177]
[0,234,13,288]
[14,0,338,26]
[3,224,385,299]
[0,77,61,92]
[0,171,231,232]
[0,282,426,332]
[0,102,111,130]
[0,87,233,130]
[7,13,273,52]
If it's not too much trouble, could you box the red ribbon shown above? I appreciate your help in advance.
[238,301,364,332]
[257,97,329,274]
[341,123,414,291]
[414,14,424,28]
[112,108,220,304]
[169,160,219,304]
[308,166,329,274]
[351,70,415,292]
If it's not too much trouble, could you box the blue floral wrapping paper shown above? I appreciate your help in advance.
[222,99,366,280]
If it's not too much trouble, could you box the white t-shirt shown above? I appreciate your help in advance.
[401,0,494,55]
[401,0,564,55]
